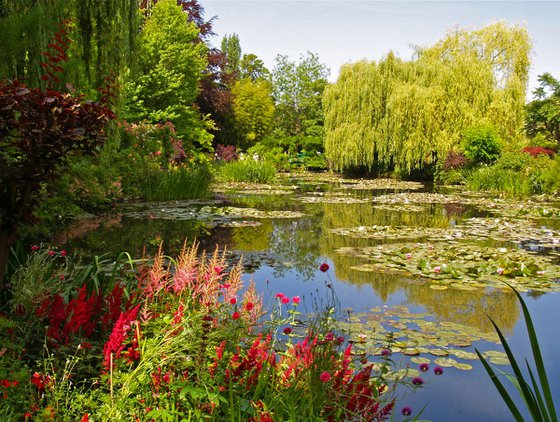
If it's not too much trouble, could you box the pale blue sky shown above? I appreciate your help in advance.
[200,1,559,97]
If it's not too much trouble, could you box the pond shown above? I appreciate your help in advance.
[61,173,560,421]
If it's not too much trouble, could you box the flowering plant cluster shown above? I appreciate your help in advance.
[0,243,429,420]
[521,146,555,158]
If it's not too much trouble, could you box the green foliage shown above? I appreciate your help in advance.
[0,0,138,94]
[221,33,242,79]
[466,154,556,196]
[324,22,531,175]
[272,52,330,137]
[122,0,211,152]
[216,159,277,183]
[525,73,560,146]
[476,285,558,422]
[143,166,211,201]
[232,78,275,149]
[463,124,501,165]
[240,53,270,82]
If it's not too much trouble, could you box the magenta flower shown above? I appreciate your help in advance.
[412,377,424,386]
[292,296,301,305]
[381,349,392,356]
[434,366,444,375]
[337,336,345,344]
[419,363,430,372]
[434,266,441,273]
[319,263,330,272]
[281,296,290,304]
[320,371,331,383]
[325,332,334,341]
[31,245,40,252]
[60,249,67,257]
[401,406,412,416]
[283,327,293,335]
[275,293,285,299]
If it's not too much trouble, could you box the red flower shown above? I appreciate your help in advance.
[283,327,293,335]
[232,311,240,320]
[281,297,290,304]
[275,293,284,299]
[31,245,40,252]
[60,249,67,257]
[81,414,89,422]
[48,250,56,257]
[229,297,237,305]
[246,302,254,311]
[292,296,300,305]
[319,263,329,272]
[320,371,331,383]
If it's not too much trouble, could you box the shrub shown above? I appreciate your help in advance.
[443,151,468,171]
[522,146,555,158]
[214,144,239,162]
[463,124,501,165]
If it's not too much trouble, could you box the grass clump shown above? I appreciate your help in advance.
[143,165,211,201]
[216,158,277,183]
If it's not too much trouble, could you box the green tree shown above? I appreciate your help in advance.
[272,52,330,137]
[324,22,531,175]
[221,33,242,81]
[232,78,275,149]
[0,0,138,95]
[123,0,211,154]
[525,73,560,146]
[240,53,270,82]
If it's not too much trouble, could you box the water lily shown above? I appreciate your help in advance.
[497,268,505,275]
[434,266,442,273]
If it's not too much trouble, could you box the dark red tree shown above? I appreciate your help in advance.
[0,80,115,291]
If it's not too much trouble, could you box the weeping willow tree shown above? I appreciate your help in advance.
[0,0,138,95]
[324,22,531,174]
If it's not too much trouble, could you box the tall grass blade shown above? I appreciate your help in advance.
[526,361,551,421]
[510,285,557,421]
[475,349,525,422]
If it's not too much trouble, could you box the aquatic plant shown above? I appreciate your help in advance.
[476,285,558,422]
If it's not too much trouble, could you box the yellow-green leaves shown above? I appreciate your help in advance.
[324,22,531,174]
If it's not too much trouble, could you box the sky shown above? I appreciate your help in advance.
[200,1,560,97]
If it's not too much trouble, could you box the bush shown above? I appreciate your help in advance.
[463,124,501,165]
[216,158,277,183]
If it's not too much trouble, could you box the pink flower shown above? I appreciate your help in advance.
[497,267,504,275]
[412,377,424,386]
[31,245,40,252]
[292,296,300,305]
[319,263,330,272]
[320,371,331,383]
[433,266,441,273]
[325,332,334,341]
[537,270,545,276]
[283,327,293,335]
[434,366,444,375]
[401,406,412,416]
[229,297,237,305]
[59,274,65,280]
[48,250,56,257]
[232,311,240,320]
[60,249,67,257]
[405,253,412,260]
[275,293,284,299]
[281,296,290,304]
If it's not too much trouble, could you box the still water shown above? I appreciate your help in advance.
[64,173,560,421]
